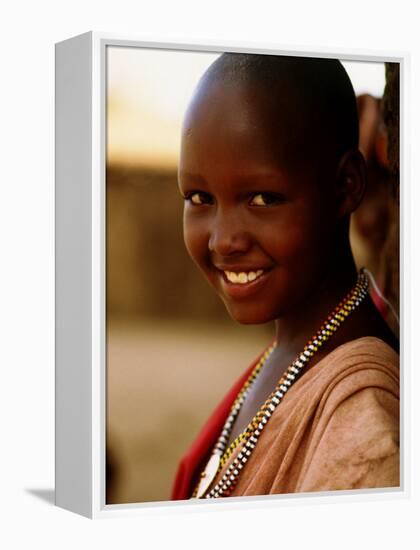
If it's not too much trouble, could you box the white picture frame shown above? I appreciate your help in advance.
[55,31,408,519]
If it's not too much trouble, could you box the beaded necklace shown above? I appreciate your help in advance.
[193,269,369,499]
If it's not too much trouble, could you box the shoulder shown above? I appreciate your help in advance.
[300,386,399,491]
[324,335,399,374]
[313,336,400,458]
[295,337,400,491]
[295,337,400,492]
[290,336,399,426]
[322,385,399,453]
[309,336,399,407]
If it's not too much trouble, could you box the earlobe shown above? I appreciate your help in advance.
[334,149,367,218]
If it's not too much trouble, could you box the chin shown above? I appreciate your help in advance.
[235,317,270,326]
[225,304,277,326]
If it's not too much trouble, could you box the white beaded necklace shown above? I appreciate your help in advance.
[193,269,369,499]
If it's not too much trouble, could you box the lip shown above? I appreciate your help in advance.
[217,267,272,299]
[214,264,272,274]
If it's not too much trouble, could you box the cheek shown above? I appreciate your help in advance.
[183,214,209,267]
[264,206,330,262]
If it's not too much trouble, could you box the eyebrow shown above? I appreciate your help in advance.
[179,170,202,179]
[179,170,287,184]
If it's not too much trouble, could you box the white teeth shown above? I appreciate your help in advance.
[238,273,247,284]
[229,272,239,283]
[224,270,264,284]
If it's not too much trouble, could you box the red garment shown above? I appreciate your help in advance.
[171,356,261,500]
[371,285,389,319]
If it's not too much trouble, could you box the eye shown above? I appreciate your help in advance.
[249,193,284,207]
[185,191,213,206]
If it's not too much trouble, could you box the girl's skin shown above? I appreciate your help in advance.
[178,75,398,445]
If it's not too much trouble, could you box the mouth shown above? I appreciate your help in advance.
[216,267,271,299]
[223,269,265,284]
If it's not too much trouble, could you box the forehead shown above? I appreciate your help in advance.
[180,77,318,179]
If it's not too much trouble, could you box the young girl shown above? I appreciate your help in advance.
[172,53,399,500]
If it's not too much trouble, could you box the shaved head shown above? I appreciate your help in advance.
[188,53,359,184]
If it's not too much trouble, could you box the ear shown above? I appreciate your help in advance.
[333,149,367,218]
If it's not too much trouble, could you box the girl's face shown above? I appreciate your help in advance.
[178,80,337,324]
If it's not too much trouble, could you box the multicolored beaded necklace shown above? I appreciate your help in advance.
[193,269,369,499]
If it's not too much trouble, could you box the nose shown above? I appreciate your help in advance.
[208,209,251,257]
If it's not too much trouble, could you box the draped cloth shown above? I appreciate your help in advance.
[171,336,399,500]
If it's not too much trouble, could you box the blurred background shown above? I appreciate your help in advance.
[105,47,399,504]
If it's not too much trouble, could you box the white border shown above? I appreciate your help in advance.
[55,31,408,519]
[55,32,93,517]
[92,31,106,519]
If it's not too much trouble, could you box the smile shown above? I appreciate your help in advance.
[223,270,264,284]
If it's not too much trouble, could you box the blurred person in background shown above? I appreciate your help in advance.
[351,93,398,328]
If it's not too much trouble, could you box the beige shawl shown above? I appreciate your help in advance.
[208,336,400,496]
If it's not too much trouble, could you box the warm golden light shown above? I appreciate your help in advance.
[106,47,386,169]
[107,47,220,168]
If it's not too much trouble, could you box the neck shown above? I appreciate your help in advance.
[274,242,358,353]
